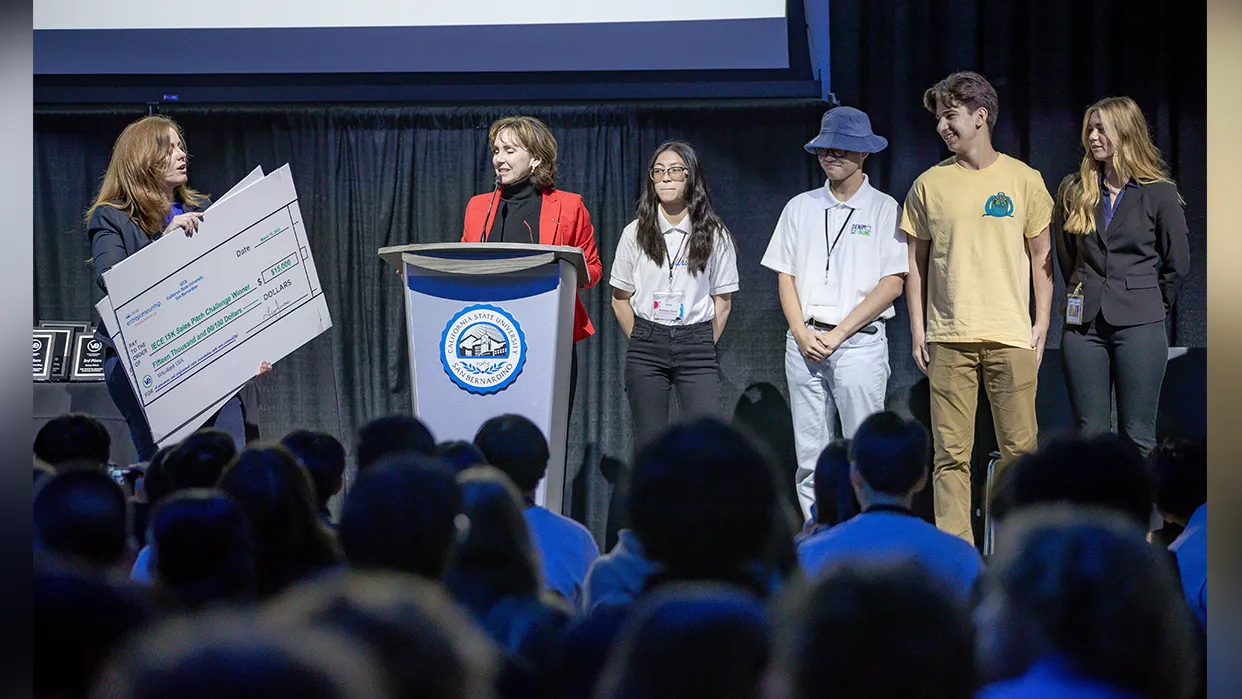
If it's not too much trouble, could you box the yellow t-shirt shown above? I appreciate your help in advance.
[900,153,1053,348]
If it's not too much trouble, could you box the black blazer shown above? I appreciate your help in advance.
[1054,179,1190,328]
[88,199,260,418]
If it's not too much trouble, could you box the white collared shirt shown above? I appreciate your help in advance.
[610,208,739,325]
[761,174,907,325]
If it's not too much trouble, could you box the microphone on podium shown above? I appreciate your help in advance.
[480,173,501,242]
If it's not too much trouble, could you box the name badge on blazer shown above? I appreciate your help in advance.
[1066,283,1084,325]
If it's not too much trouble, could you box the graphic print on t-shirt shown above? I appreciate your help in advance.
[983,192,1015,218]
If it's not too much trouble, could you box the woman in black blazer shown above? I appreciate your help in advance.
[1054,96,1190,457]
[87,115,267,461]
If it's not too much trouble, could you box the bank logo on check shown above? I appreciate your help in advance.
[440,304,526,395]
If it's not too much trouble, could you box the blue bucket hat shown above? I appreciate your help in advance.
[804,106,888,154]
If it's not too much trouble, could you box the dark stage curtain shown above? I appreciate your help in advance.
[33,1,1206,543]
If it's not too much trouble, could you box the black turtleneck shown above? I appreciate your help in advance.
[495,176,543,243]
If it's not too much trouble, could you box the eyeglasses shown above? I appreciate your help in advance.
[815,148,851,160]
[650,166,690,182]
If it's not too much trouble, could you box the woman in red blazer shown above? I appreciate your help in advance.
[461,116,602,409]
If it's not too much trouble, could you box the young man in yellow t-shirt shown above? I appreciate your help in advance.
[900,71,1055,544]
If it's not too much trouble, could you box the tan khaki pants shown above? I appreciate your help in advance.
[928,342,1039,542]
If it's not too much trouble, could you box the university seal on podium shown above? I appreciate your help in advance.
[440,304,527,395]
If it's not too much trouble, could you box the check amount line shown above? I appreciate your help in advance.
[141,299,264,408]
[152,333,239,394]
[148,283,260,353]
[264,254,300,284]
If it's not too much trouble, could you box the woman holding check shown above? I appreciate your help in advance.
[87,115,267,460]
[610,141,738,451]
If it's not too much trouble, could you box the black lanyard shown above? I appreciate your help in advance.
[667,229,689,289]
[824,207,855,273]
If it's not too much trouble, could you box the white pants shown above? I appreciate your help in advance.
[785,322,891,520]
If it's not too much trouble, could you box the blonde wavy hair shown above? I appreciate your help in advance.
[488,116,558,191]
[85,115,207,237]
[1059,96,1174,235]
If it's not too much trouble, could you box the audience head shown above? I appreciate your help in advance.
[34,561,152,699]
[773,558,974,699]
[149,488,255,610]
[140,444,177,504]
[849,411,930,500]
[975,506,1198,698]
[994,434,1153,529]
[282,429,347,509]
[473,414,549,496]
[446,466,541,601]
[595,583,770,699]
[34,469,131,571]
[356,415,436,473]
[161,428,237,493]
[339,453,462,579]
[217,445,341,598]
[812,439,855,526]
[627,418,777,586]
[266,570,499,699]
[93,610,386,699]
[437,440,489,475]
[1151,437,1207,525]
[34,413,111,468]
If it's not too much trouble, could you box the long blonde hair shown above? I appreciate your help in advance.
[1059,97,1174,235]
[85,115,207,237]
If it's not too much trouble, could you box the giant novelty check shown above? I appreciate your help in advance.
[98,164,331,446]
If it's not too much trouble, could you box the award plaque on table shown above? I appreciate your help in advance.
[33,329,54,381]
[70,333,107,381]
[38,320,92,334]
[42,327,74,380]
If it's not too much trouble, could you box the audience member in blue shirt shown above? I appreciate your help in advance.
[797,411,982,599]
[583,528,657,612]
[475,414,599,608]
[1152,437,1208,628]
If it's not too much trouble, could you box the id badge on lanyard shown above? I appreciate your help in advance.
[653,231,688,323]
[1066,282,1085,325]
[809,207,853,307]
[652,290,685,323]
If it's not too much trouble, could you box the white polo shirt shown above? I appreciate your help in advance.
[610,208,739,325]
[761,175,907,325]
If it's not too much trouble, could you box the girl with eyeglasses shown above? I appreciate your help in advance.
[609,141,739,451]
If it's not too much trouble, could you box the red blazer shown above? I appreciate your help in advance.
[462,188,602,342]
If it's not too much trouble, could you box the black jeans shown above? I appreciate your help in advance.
[1061,316,1168,458]
[624,316,721,451]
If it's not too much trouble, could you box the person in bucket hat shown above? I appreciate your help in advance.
[761,106,909,523]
